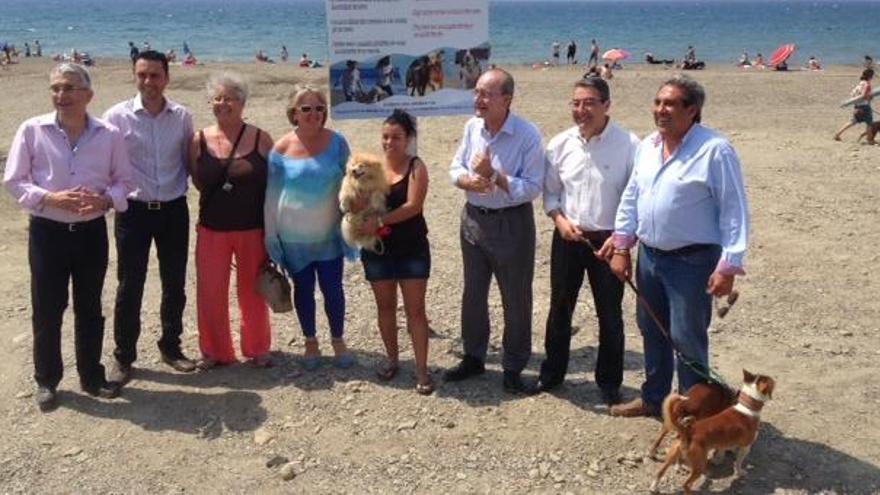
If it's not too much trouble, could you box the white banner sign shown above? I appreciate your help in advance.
[326,0,490,120]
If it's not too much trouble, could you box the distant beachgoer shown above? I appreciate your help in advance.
[129,42,139,65]
[865,55,874,70]
[183,42,191,56]
[256,50,273,63]
[834,69,875,145]
[754,52,765,69]
[298,53,310,67]
[806,56,822,71]
[685,46,696,64]
[166,48,177,63]
[566,40,577,64]
[183,52,197,66]
[142,41,151,52]
[589,39,600,66]
[738,51,751,67]
[600,63,613,80]
[552,41,561,66]
[25,42,31,58]
[775,60,788,71]
[280,45,288,62]
[645,52,674,65]
[34,40,42,57]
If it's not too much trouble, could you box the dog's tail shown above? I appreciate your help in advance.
[663,393,698,449]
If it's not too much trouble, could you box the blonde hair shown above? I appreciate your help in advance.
[286,84,328,127]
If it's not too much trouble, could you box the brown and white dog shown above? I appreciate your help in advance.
[339,152,389,253]
[650,370,775,494]
[648,381,737,459]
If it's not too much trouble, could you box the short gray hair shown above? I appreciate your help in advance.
[659,74,705,123]
[207,71,249,104]
[50,63,92,90]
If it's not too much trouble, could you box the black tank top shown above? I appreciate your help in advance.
[196,128,267,231]
[383,156,428,256]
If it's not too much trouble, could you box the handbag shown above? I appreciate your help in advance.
[256,259,292,313]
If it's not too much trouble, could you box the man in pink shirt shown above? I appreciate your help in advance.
[3,63,133,411]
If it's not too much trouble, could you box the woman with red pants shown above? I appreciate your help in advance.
[189,72,275,369]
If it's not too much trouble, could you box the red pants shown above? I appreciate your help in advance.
[196,226,271,363]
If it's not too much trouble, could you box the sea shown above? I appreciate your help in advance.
[2,0,878,65]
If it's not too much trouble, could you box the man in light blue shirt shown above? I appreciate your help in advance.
[602,75,749,417]
[103,51,196,384]
[445,68,545,394]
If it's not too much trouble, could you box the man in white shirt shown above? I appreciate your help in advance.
[103,51,196,385]
[538,77,639,405]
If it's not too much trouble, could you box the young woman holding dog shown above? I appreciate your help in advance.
[357,109,432,394]
[264,85,356,370]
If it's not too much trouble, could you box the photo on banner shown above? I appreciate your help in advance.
[326,0,490,120]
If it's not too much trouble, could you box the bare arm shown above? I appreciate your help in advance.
[188,131,203,191]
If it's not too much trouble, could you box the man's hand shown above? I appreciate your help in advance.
[552,213,582,242]
[471,146,494,178]
[76,191,111,215]
[43,188,98,214]
[609,251,632,281]
[595,236,616,261]
[706,272,735,297]
[458,174,492,193]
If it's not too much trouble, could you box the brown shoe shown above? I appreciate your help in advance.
[161,352,197,373]
[610,398,653,417]
[107,360,132,386]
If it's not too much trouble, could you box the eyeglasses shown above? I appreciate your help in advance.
[50,84,88,94]
[473,89,504,99]
[714,290,739,318]
[211,95,241,104]
[298,105,326,113]
[569,98,604,108]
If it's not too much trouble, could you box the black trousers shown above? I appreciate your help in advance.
[29,216,109,389]
[113,197,189,365]
[540,229,624,391]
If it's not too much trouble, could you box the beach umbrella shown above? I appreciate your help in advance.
[768,43,796,67]
[602,48,631,62]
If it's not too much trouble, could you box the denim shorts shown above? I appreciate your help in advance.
[361,245,431,282]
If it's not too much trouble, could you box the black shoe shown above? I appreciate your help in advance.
[503,371,538,395]
[82,381,121,399]
[107,360,132,386]
[443,356,485,382]
[600,388,623,406]
[35,386,57,412]
[161,351,197,373]
[535,377,562,393]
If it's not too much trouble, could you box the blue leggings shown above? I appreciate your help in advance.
[290,257,345,339]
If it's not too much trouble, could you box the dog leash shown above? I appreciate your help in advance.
[576,235,735,394]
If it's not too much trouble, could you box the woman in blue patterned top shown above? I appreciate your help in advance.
[264,85,355,370]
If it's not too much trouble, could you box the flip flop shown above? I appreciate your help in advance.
[376,362,399,381]
[415,377,434,396]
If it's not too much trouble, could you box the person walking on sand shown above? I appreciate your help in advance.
[102,50,197,385]
[834,69,875,145]
[566,40,577,65]
[280,45,288,62]
[599,75,750,418]
[588,39,600,67]
[552,41,561,66]
[3,63,134,411]
[445,68,545,394]
[537,77,640,405]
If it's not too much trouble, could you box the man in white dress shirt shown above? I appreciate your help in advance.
[103,50,196,384]
[537,77,640,405]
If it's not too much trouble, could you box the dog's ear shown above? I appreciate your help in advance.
[742,369,755,384]
[757,376,774,400]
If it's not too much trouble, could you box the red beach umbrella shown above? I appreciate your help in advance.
[602,48,631,62]
[768,43,796,67]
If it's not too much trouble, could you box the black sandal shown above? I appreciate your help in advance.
[376,362,399,381]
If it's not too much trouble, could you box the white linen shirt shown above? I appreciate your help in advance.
[102,95,193,202]
[543,121,640,231]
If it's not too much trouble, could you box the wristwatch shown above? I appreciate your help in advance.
[613,248,630,256]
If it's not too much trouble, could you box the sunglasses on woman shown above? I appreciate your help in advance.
[298,105,326,113]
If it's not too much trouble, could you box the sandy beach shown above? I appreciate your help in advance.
[1,58,879,493]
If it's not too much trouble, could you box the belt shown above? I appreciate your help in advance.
[642,243,716,257]
[129,196,186,211]
[579,230,611,242]
[30,215,104,233]
[466,202,529,215]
